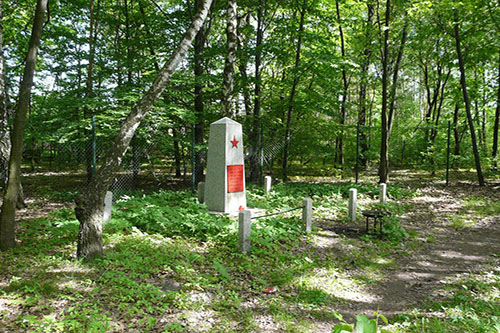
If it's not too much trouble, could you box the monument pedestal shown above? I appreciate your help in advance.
[204,117,246,213]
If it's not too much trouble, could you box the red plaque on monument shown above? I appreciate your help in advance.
[227,165,244,193]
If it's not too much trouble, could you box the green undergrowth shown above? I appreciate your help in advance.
[449,196,500,230]
[1,181,484,332]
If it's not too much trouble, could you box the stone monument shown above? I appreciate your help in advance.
[204,117,247,213]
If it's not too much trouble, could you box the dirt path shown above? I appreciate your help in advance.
[328,181,500,323]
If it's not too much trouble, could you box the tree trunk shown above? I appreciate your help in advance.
[221,0,237,116]
[428,70,450,174]
[249,0,264,182]
[85,0,98,183]
[193,0,207,185]
[378,0,390,184]
[453,10,484,186]
[358,3,374,169]
[75,0,213,260]
[283,0,306,182]
[492,50,500,170]
[237,14,252,116]
[387,18,408,138]
[0,0,9,189]
[335,0,348,168]
[453,103,460,159]
[173,127,182,177]
[0,0,47,251]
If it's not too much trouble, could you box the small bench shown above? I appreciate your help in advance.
[361,210,390,233]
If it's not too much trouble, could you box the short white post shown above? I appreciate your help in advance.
[264,176,272,194]
[238,210,251,254]
[348,188,357,222]
[379,183,387,204]
[103,191,113,224]
[198,182,205,203]
[302,198,312,233]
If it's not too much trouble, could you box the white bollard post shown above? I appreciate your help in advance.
[103,191,113,224]
[264,176,272,194]
[238,210,251,254]
[302,198,312,233]
[348,188,357,222]
[198,182,205,203]
[379,183,387,204]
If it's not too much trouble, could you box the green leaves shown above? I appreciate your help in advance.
[331,313,381,333]
[355,314,377,333]
[212,260,230,280]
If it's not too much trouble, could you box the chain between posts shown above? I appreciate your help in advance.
[251,206,304,220]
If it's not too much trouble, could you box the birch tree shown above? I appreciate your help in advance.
[75,0,213,260]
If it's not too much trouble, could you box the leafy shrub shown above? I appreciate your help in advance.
[110,190,234,241]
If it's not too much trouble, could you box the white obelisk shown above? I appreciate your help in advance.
[204,117,247,213]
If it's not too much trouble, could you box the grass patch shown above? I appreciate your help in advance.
[0,181,486,332]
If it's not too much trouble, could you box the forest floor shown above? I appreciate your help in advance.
[315,171,500,329]
[0,169,499,332]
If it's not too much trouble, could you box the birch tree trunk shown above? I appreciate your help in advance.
[0,0,9,189]
[75,0,213,260]
[492,50,500,170]
[0,0,48,251]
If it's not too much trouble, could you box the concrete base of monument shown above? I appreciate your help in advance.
[207,207,266,217]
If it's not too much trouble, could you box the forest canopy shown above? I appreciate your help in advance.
[0,0,498,187]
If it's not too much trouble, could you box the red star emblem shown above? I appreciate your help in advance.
[230,136,239,148]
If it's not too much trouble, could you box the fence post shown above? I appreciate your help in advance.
[264,176,272,194]
[302,198,312,233]
[239,210,251,254]
[348,188,357,222]
[379,183,387,204]
[198,182,205,203]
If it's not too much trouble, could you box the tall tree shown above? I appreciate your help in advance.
[378,0,391,183]
[193,0,209,185]
[249,0,264,182]
[378,0,407,183]
[0,0,9,188]
[452,9,485,186]
[334,0,349,167]
[75,0,213,260]
[85,0,99,183]
[282,0,307,181]
[358,2,374,168]
[221,0,238,116]
[493,50,500,170]
[0,0,48,251]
